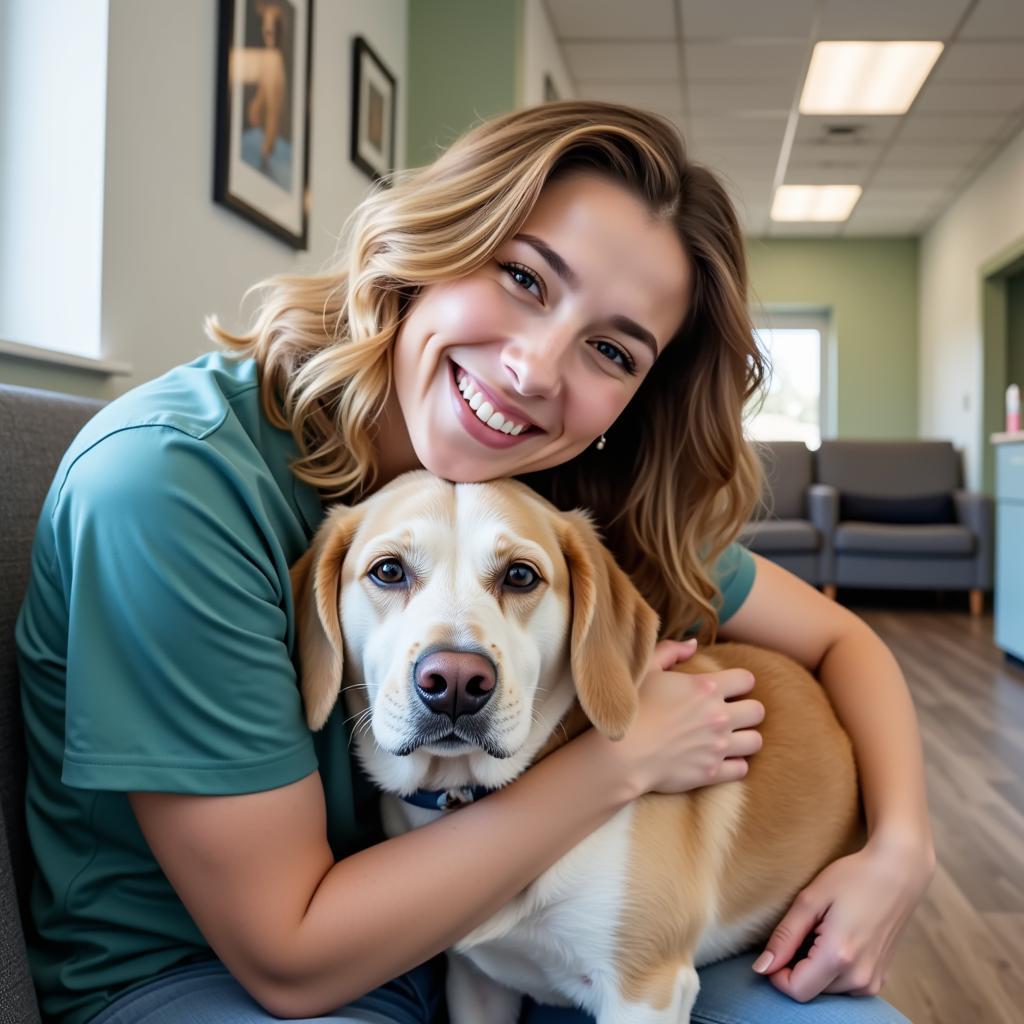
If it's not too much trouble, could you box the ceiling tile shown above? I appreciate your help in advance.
[767,222,845,237]
[959,0,1024,41]
[912,81,1024,113]
[685,113,789,142]
[842,218,924,237]
[929,42,1024,81]
[577,80,684,115]
[788,141,885,166]
[868,163,973,189]
[546,0,676,40]
[857,187,952,208]
[684,42,808,80]
[681,0,816,40]
[898,112,1015,140]
[784,164,871,185]
[719,174,772,198]
[686,79,794,112]
[884,139,994,164]
[564,42,679,80]
[693,142,783,163]
[819,0,971,39]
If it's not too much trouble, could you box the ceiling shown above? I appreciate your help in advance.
[543,0,1024,237]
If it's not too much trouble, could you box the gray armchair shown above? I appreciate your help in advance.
[1,383,105,1024]
[814,440,994,614]
[741,441,829,586]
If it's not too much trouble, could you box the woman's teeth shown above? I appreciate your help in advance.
[457,372,527,435]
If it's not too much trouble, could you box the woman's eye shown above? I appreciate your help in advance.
[369,559,406,585]
[504,563,540,590]
[500,262,544,301]
[594,339,636,374]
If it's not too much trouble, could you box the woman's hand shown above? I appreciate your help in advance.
[607,638,765,798]
[753,833,936,1000]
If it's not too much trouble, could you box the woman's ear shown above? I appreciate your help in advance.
[557,510,660,740]
[289,505,364,731]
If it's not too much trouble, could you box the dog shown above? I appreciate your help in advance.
[289,470,859,1023]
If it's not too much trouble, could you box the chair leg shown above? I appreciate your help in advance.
[822,584,837,601]
[969,588,984,617]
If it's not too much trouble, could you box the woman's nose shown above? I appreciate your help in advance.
[502,332,571,397]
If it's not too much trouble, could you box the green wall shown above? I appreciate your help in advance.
[406,0,522,168]
[746,238,919,439]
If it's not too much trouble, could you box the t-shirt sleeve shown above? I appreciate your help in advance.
[711,542,757,626]
[51,425,317,794]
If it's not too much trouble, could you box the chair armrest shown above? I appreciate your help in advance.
[953,489,995,589]
[806,484,838,587]
[807,484,839,532]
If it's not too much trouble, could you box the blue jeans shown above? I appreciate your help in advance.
[90,954,908,1023]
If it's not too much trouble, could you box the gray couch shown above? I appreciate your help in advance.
[1,384,105,1024]
[813,440,993,612]
[741,439,993,613]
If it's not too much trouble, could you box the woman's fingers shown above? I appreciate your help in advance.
[714,758,751,783]
[727,728,763,758]
[699,667,756,700]
[729,697,766,730]
[648,638,699,675]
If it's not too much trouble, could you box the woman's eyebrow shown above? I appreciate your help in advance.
[514,232,659,357]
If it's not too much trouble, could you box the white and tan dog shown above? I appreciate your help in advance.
[290,471,859,1024]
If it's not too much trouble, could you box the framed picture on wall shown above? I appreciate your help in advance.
[351,36,397,183]
[214,0,313,249]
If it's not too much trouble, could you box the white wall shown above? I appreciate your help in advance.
[919,124,1024,490]
[520,0,575,107]
[1,0,406,397]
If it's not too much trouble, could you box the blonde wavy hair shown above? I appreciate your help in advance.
[208,100,765,643]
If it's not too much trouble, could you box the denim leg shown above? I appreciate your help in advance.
[519,953,909,1024]
[89,957,446,1024]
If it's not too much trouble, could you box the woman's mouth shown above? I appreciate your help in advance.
[448,362,539,448]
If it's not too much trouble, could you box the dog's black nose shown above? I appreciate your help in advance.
[414,650,496,721]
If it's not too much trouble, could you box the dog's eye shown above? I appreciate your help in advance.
[504,563,539,590]
[369,559,406,586]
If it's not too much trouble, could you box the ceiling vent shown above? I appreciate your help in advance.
[822,124,863,143]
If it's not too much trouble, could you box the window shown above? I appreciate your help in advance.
[747,312,830,450]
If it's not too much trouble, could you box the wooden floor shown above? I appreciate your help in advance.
[847,598,1024,1023]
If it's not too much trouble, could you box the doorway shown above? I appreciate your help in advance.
[981,243,1024,494]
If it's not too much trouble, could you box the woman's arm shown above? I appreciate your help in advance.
[718,553,936,999]
[129,640,763,1018]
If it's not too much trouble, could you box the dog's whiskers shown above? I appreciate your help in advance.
[343,706,376,749]
[339,681,370,697]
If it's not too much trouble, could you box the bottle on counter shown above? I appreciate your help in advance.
[1008,384,1021,434]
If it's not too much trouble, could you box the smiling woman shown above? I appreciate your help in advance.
[383,172,689,484]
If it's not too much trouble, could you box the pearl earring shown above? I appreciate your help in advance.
[595,434,607,451]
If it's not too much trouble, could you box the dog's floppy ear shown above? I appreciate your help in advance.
[557,510,660,740]
[289,504,364,731]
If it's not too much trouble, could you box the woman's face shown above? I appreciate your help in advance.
[384,170,691,484]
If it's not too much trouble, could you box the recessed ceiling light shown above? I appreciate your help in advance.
[800,41,943,115]
[771,185,863,222]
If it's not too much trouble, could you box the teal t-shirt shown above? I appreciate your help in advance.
[16,351,755,1024]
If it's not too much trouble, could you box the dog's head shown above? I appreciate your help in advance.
[290,471,659,793]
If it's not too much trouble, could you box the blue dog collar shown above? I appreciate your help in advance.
[399,786,495,812]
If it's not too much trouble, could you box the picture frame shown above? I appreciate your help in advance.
[350,36,397,183]
[214,0,313,249]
